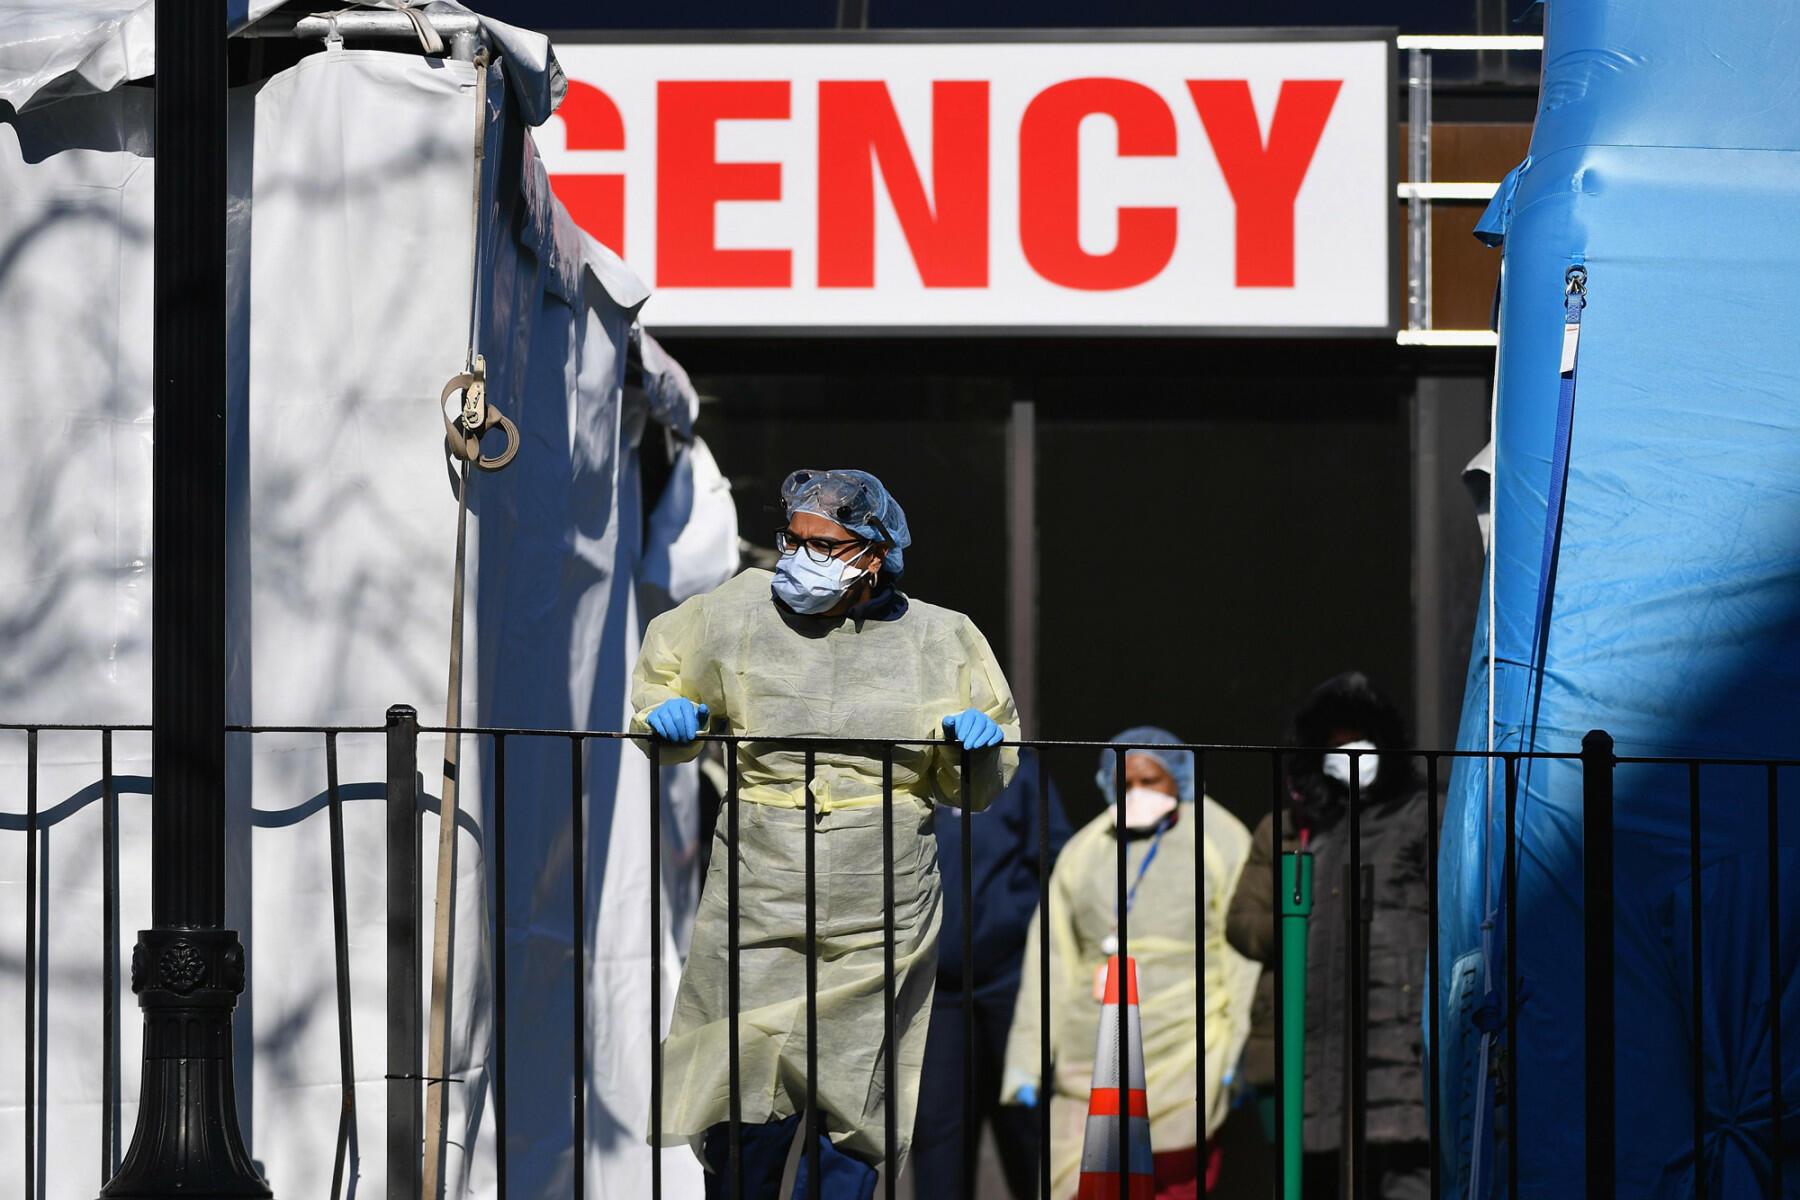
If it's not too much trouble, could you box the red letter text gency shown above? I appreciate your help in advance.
[657,80,792,287]
[1018,78,1177,291]
[817,80,989,287]
[1187,79,1341,288]
[548,82,628,256]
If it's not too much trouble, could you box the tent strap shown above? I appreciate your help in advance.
[421,47,516,1200]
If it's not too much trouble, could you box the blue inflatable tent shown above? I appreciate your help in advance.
[1439,1,1800,1195]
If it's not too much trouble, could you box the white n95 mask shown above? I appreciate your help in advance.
[1322,740,1380,790]
[1117,786,1179,831]
[771,550,872,614]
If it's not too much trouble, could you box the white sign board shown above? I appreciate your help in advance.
[541,34,1394,334]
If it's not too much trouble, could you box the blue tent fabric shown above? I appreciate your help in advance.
[1472,161,1524,250]
[1438,1,1800,1195]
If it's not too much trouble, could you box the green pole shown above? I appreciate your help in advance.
[1280,851,1313,1200]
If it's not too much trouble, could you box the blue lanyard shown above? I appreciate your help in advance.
[1120,820,1170,919]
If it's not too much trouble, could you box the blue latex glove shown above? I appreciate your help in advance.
[646,698,709,743]
[1015,1084,1039,1108]
[942,708,1004,750]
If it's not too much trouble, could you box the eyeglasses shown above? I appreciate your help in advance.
[774,528,872,564]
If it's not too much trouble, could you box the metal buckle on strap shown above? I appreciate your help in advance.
[1564,264,1588,304]
[441,355,518,471]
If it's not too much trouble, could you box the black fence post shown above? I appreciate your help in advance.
[326,733,358,1200]
[961,746,977,1200]
[387,705,422,1200]
[804,748,821,1200]
[1269,753,1286,1200]
[1503,755,1520,1200]
[101,730,120,1180]
[570,736,587,1200]
[24,729,39,1200]
[649,739,663,1200]
[1344,761,1366,1200]
[1582,729,1616,1200]
[1767,764,1784,1198]
[1114,747,1129,1200]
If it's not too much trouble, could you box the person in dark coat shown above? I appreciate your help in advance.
[1226,672,1435,1200]
[912,752,1072,1200]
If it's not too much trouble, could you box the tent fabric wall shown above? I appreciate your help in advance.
[0,76,163,1200]
[242,47,496,1199]
[0,30,716,1200]
[1438,1,1800,1195]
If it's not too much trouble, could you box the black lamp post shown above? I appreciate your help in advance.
[100,2,269,1195]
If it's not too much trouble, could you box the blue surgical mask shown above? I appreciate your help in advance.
[772,549,874,614]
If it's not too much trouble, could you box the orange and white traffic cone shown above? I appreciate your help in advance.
[1075,955,1155,1200]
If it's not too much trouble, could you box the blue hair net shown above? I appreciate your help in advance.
[780,468,912,575]
[1095,725,1195,806]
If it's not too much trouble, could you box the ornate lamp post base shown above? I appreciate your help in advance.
[100,930,270,1198]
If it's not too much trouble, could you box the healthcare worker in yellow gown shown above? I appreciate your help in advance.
[1001,728,1258,1199]
[632,468,1019,1200]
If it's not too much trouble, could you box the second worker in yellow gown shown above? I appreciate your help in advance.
[1001,727,1258,1199]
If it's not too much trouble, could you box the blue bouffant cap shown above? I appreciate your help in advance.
[780,468,912,575]
[1094,725,1195,805]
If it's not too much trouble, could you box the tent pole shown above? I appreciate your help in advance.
[239,10,480,46]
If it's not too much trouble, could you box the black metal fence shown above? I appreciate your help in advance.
[4,713,1794,1198]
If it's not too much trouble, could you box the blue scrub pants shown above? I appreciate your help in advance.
[911,982,1041,1200]
[702,1115,879,1200]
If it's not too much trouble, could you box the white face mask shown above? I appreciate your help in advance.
[1322,739,1379,791]
[771,548,874,614]
[1116,786,1179,831]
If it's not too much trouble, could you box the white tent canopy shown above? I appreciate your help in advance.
[0,8,730,1197]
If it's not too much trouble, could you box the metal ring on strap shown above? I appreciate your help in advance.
[440,366,519,471]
